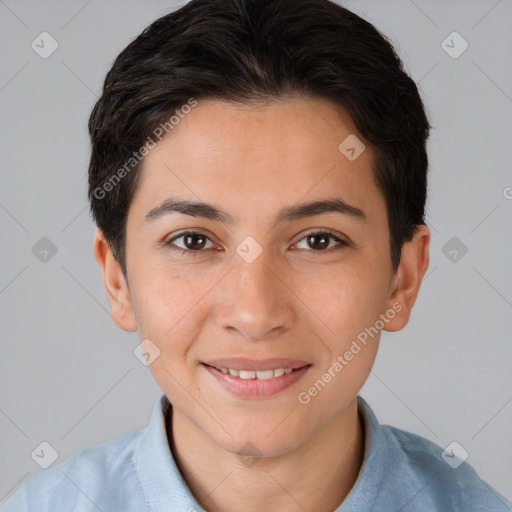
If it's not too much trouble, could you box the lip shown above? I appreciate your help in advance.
[202,363,311,399]
[201,357,310,372]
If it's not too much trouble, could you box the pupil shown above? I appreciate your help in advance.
[185,234,206,250]
[308,234,329,250]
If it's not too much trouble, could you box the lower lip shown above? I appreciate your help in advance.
[202,363,311,399]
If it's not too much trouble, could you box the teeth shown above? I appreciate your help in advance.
[215,366,297,379]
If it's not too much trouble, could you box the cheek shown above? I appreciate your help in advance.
[129,261,209,345]
[301,258,390,338]
[130,269,211,398]
[298,256,389,390]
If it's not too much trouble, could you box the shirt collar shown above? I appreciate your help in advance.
[335,395,390,510]
[135,393,388,511]
[135,393,207,511]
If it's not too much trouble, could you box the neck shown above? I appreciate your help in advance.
[167,399,365,512]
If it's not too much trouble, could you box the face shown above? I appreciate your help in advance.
[95,97,429,457]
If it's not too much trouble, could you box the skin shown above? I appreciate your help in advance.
[94,97,430,511]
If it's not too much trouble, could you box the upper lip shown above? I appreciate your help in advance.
[202,357,311,372]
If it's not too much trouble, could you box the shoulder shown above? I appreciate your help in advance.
[1,429,145,512]
[382,424,511,511]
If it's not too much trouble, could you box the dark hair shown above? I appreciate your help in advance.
[88,0,431,277]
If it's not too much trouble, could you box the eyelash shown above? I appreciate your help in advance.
[164,229,349,257]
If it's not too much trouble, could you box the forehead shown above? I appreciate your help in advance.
[130,97,385,226]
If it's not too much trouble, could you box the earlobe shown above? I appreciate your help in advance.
[383,225,430,332]
[93,228,138,332]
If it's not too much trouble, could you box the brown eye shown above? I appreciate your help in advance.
[295,231,348,252]
[183,233,207,250]
[166,231,215,254]
[306,233,330,250]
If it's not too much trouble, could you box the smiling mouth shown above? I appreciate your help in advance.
[201,362,312,398]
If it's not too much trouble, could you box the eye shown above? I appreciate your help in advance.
[293,230,349,252]
[164,230,217,256]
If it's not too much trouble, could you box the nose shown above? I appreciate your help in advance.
[215,248,296,342]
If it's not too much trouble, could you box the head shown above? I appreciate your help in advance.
[90,0,430,456]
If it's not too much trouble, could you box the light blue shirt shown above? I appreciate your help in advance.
[2,393,510,511]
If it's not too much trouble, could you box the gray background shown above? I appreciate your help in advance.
[1,0,511,505]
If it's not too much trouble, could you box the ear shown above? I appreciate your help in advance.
[383,225,430,332]
[93,228,137,332]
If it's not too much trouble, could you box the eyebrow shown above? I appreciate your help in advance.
[144,197,366,225]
